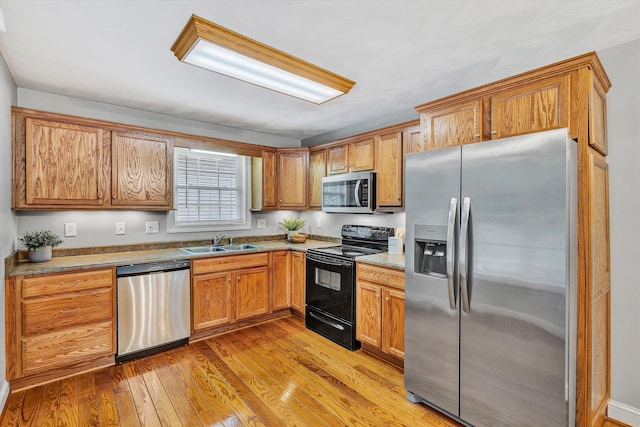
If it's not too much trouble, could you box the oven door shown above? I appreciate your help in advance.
[305,252,355,322]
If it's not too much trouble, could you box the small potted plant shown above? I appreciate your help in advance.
[280,217,306,242]
[19,229,63,263]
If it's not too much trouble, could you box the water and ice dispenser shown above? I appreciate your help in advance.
[414,225,448,278]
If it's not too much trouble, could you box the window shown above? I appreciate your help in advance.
[168,147,250,232]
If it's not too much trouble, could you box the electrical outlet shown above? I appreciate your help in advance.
[316,218,322,228]
[145,221,160,234]
[64,223,77,237]
[115,222,126,235]
[257,219,266,229]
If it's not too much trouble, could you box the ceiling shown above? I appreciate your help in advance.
[0,1,638,142]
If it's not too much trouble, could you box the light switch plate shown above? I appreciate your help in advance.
[145,221,160,234]
[115,222,126,235]
[64,223,77,237]
[257,219,266,229]
[316,218,322,228]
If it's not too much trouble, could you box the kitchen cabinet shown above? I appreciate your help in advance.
[308,148,326,208]
[262,150,278,209]
[356,263,405,361]
[414,52,611,426]
[111,130,172,208]
[375,131,403,208]
[5,269,115,389]
[271,250,291,311]
[489,74,570,140]
[20,117,109,207]
[191,253,270,332]
[402,125,424,155]
[290,251,306,318]
[13,109,174,210]
[327,138,375,175]
[277,148,308,209]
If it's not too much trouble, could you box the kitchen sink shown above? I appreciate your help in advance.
[222,244,259,251]
[179,246,229,254]
[179,244,259,254]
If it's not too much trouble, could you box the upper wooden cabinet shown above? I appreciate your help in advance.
[375,132,403,208]
[12,109,174,210]
[327,138,375,175]
[111,131,172,208]
[489,74,569,140]
[308,148,326,209]
[421,99,482,150]
[277,149,308,209]
[21,118,109,207]
[262,150,278,209]
[415,52,609,152]
[402,125,424,155]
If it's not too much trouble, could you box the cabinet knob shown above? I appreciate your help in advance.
[237,276,240,282]
[112,196,117,199]
[228,276,231,282]
[385,297,390,302]
[491,130,497,135]
[474,133,480,139]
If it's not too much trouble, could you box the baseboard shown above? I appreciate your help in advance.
[0,380,10,416]
[608,400,640,427]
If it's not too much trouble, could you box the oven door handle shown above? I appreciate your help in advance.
[309,311,345,330]
[306,252,354,268]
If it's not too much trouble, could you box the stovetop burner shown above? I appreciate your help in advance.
[308,225,395,260]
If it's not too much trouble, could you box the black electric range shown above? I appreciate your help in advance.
[305,225,395,350]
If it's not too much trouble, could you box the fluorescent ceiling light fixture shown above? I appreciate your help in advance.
[171,15,355,104]
[0,9,6,32]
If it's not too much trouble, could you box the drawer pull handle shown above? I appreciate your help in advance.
[59,307,80,314]
[60,344,79,351]
[60,280,80,286]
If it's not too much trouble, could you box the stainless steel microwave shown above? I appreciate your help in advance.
[322,171,376,213]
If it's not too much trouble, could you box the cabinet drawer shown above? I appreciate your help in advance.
[22,321,113,375]
[22,288,113,335]
[357,263,405,289]
[21,269,113,298]
[193,253,269,275]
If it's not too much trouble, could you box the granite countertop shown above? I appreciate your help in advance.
[357,252,405,270]
[6,239,336,277]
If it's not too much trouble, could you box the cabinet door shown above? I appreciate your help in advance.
[590,76,608,155]
[349,138,375,171]
[490,74,570,139]
[192,272,234,330]
[291,251,306,316]
[327,145,348,175]
[25,118,107,206]
[271,251,291,311]
[262,151,278,208]
[278,149,308,208]
[111,131,172,208]
[382,287,405,359]
[236,266,269,320]
[308,149,327,208]
[375,132,403,207]
[356,281,382,347]
[422,99,482,149]
[402,125,425,155]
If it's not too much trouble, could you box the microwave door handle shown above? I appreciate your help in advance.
[354,180,362,207]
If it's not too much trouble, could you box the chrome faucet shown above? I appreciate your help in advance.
[212,233,228,246]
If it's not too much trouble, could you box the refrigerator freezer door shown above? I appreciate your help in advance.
[459,130,570,426]
[405,146,461,416]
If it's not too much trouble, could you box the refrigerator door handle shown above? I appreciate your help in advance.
[446,197,458,310]
[460,197,471,313]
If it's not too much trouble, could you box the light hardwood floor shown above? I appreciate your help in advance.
[0,316,461,426]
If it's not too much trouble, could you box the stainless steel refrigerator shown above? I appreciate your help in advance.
[404,128,577,427]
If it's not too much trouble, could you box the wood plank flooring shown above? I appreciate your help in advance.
[0,316,461,426]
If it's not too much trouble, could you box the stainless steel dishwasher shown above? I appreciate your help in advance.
[116,259,191,363]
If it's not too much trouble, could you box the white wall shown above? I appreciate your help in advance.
[598,39,640,423]
[301,210,405,238]
[0,52,17,410]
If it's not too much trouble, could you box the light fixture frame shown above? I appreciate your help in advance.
[170,14,355,103]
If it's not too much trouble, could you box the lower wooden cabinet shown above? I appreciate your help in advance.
[271,251,291,311]
[5,268,115,387]
[291,251,306,317]
[192,253,270,332]
[356,262,405,360]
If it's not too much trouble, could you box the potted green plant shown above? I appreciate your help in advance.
[280,217,306,241]
[19,230,63,263]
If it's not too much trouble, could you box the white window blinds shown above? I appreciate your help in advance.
[174,148,245,224]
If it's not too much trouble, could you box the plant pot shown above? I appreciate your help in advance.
[27,246,52,263]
